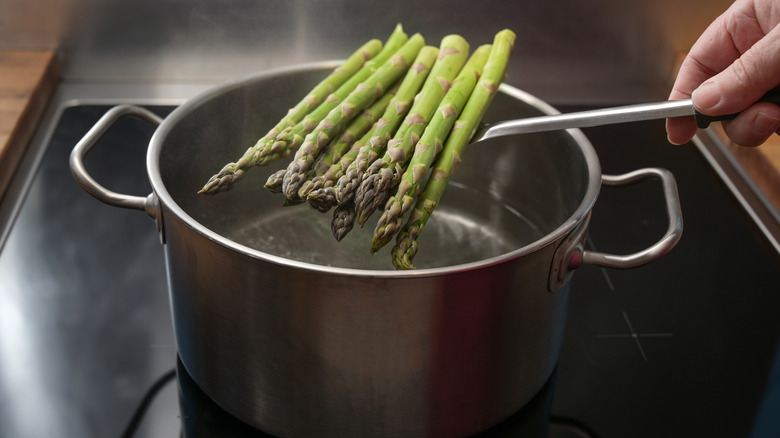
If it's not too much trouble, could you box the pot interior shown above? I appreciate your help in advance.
[153,65,599,271]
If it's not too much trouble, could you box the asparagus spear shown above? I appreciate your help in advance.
[392,29,516,269]
[354,34,470,227]
[198,37,384,195]
[296,83,398,201]
[281,33,426,200]
[198,26,407,195]
[371,44,491,252]
[332,44,441,207]
[332,202,357,242]
[264,169,287,193]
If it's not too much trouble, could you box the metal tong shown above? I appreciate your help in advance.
[471,86,780,144]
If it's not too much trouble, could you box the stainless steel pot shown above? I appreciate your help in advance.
[70,62,682,437]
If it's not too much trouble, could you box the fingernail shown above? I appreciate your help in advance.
[755,111,780,134]
[692,80,721,110]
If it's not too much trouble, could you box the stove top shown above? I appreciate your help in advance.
[1,89,779,437]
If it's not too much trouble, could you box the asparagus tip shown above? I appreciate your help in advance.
[331,204,356,242]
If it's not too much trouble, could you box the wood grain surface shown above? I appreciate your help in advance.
[714,126,780,213]
[0,50,59,199]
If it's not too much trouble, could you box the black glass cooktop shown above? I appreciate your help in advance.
[0,104,779,437]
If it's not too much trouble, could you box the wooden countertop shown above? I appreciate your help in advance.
[0,50,59,200]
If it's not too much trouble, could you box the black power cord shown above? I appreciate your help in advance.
[120,368,177,438]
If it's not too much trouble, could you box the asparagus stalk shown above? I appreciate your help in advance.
[332,45,441,207]
[354,34,470,227]
[392,29,516,269]
[281,33,426,199]
[296,83,398,201]
[198,37,384,195]
[371,44,491,252]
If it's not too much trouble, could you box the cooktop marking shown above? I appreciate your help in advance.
[597,311,673,361]
[586,238,673,361]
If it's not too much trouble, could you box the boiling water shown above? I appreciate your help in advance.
[224,182,546,270]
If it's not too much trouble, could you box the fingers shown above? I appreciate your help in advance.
[666,116,699,145]
[720,102,780,147]
[692,23,780,115]
[666,51,721,144]
[666,0,780,146]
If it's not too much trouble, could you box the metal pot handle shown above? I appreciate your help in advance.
[549,167,683,292]
[585,167,683,268]
[69,105,163,220]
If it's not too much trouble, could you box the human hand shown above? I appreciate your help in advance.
[666,0,780,147]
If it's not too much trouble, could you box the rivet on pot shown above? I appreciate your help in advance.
[548,215,590,293]
[567,246,583,271]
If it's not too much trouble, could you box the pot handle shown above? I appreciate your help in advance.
[549,167,683,292]
[584,167,683,268]
[69,105,163,220]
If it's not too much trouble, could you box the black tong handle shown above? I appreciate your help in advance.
[694,85,780,128]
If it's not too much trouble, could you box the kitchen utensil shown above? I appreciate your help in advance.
[472,87,780,143]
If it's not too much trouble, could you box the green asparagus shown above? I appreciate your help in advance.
[198,37,384,195]
[256,25,408,163]
[392,29,516,269]
[303,42,436,207]
[354,34,470,227]
[281,33,426,199]
[296,83,397,202]
[332,45,441,207]
[371,44,491,252]
[306,142,363,213]
[199,25,518,270]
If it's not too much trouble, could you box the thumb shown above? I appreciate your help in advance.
[693,24,780,115]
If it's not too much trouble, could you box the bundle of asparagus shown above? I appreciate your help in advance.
[198,26,516,270]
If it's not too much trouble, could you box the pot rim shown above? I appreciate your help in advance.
[147,61,602,278]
